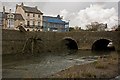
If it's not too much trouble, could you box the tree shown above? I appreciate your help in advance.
[115,25,120,31]
[69,27,74,31]
[86,22,107,31]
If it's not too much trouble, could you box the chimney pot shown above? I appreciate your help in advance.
[9,9,11,13]
[21,2,24,6]
[35,6,37,8]
[3,6,5,13]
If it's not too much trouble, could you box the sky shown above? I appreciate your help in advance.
[0,0,119,30]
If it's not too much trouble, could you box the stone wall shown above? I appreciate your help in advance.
[2,29,120,55]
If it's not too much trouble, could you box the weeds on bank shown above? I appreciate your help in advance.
[92,61,107,69]
[81,72,96,78]
[53,54,118,78]
[93,54,118,69]
[64,72,96,78]
[100,73,107,78]
[63,72,81,78]
[95,63,108,69]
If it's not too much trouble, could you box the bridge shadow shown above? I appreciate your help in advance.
[92,39,115,54]
[60,37,78,54]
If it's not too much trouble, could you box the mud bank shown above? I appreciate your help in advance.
[49,53,118,79]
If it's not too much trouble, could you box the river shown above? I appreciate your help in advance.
[2,50,119,78]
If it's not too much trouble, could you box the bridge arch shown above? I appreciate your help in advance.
[92,39,115,51]
[61,37,78,50]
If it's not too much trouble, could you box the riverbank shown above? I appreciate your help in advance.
[2,51,98,78]
[2,51,119,78]
[49,53,118,78]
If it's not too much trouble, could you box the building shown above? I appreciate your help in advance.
[0,12,2,27]
[2,7,25,29]
[43,15,69,32]
[3,12,25,29]
[3,12,24,29]
[15,3,43,31]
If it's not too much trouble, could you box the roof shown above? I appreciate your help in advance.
[22,6,43,14]
[4,12,24,20]
[14,13,24,20]
[43,16,67,24]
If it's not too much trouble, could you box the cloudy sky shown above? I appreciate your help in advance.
[0,0,119,29]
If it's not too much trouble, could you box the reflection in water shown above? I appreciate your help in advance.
[92,50,114,55]
[74,50,118,57]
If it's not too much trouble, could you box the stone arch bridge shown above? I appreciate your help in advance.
[2,29,120,54]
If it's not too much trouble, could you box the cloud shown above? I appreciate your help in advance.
[60,4,118,30]
[60,9,77,27]
[43,14,57,17]
[0,2,3,12]
[60,9,68,19]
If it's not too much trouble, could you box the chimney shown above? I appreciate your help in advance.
[21,2,24,6]
[3,6,5,14]
[9,9,11,13]
[35,6,37,9]
[57,15,60,19]
[16,4,18,9]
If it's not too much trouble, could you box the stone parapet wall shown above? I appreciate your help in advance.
[2,29,120,55]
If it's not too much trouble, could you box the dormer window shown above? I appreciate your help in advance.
[11,15,13,18]
[7,14,14,19]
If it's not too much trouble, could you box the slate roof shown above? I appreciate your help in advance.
[14,13,24,20]
[22,6,43,14]
[4,12,24,20]
[43,16,67,24]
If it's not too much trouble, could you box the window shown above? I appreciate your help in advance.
[38,14,40,18]
[38,22,40,27]
[33,14,35,17]
[27,21,30,26]
[33,21,35,26]
[11,19,14,25]
[11,15,13,18]
[8,15,11,18]
[27,13,30,16]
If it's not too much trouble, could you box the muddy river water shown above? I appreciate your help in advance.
[2,50,118,78]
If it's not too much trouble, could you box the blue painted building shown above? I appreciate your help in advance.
[43,15,69,32]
